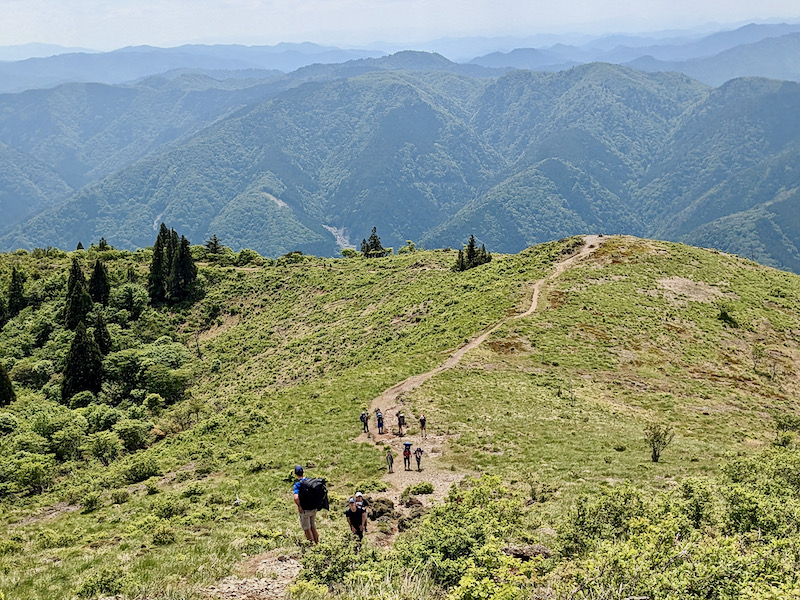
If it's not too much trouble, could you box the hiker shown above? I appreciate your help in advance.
[360,410,369,433]
[355,491,369,531]
[345,497,366,540]
[419,413,427,438]
[292,465,319,544]
[376,409,384,434]
[386,447,394,473]
[403,442,412,471]
[397,411,406,436]
[414,446,424,471]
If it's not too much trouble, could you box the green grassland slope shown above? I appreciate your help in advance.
[1,235,800,599]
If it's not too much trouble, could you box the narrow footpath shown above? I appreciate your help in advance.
[204,234,604,598]
[356,235,603,543]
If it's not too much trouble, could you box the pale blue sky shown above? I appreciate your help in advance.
[1,0,799,49]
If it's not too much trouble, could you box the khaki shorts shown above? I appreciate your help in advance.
[299,509,317,531]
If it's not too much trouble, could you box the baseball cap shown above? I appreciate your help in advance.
[355,491,363,497]
[348,497,356,503]
[294,465,304,476]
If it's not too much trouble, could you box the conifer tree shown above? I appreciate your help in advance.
[167,235,197,301]
[64,260,93,329]
[363,227,386,258]
[93,312,112,355]
[205,235,222,254]
[7,266,26,317]
[465,235,478,268]
[61,322,103,403]
[148,225,169,303]
[0,362,15,407]
[88,260,111,306]
[76,242,84,250]
[453,235,492,271]
[97,237,111,251]
[66,258,83,296]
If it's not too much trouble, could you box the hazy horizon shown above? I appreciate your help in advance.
[2,0,799,53]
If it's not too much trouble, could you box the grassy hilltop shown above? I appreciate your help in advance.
[1,235,800,599]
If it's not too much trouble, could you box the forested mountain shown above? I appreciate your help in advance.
[3,57,800,271]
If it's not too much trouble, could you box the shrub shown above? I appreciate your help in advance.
[38,528,79,549]
[0,411,18,435]
[82,491,101,513]
[82,431,123,465]
[400,481,434,502]
[13,452,55,494]
[111,488,130,504]
[75,566,129,598]
[152,522,176,545]
[68,390,95,409]
[113,418,152,451]
[144,393,164,415]
[644,422,674,462]
[51,425,87,461]
[123,454,161,484]
[152,495,188,519]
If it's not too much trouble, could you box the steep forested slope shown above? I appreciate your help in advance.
[4,60,800,272]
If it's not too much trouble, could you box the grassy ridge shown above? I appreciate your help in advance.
[0,240,570,599]
[2,236,800,598]
[409,237,800,494]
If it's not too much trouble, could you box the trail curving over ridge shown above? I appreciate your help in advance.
[354,235,605,540]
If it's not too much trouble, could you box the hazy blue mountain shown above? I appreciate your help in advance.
[628,33,800,85]
[469,23,800,80]
[0,43,95,61]
[0,43,384,93]
[469,48,560,69]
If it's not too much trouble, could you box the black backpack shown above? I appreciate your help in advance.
[298,478,329,511]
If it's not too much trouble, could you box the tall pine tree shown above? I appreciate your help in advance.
[0,362,15,406]
[93,312,112,355]
[453,235,492,272]
[61,322,103,403]
[64,259,93,329]
[7,266,25,317]
[88,260,110,305]
[148,224,170,303]
[166,235,197,301]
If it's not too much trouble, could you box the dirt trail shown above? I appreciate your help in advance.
[356,235,603,542]
[204,235,603,598]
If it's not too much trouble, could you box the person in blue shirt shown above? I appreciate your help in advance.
[292,465,319,544]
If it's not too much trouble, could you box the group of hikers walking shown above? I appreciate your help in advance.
[360,408,426,438]
[293,407,431,544]
[362,407,427,473]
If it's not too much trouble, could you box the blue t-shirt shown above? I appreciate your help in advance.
[293,477,306,495]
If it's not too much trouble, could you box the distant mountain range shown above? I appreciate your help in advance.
[2,51,800,273]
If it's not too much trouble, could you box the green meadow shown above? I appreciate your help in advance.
[1,235,800,599]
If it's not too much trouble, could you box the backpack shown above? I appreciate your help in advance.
[298,478,329,511]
